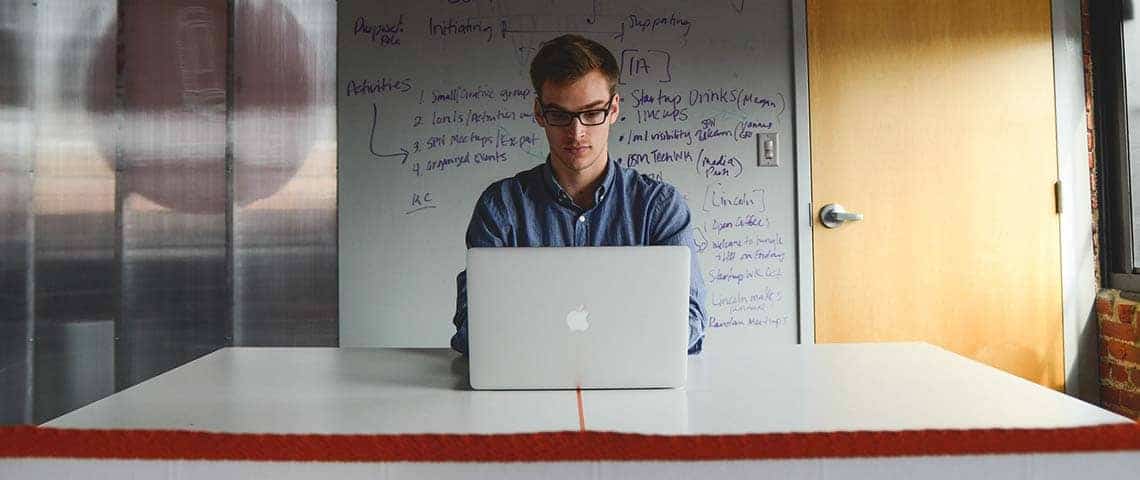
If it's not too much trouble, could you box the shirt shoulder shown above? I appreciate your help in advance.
[615,165,692,244]
[615,164,684,208]
[476,163,546,206]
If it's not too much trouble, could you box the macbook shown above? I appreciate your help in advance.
[466,246,690,390]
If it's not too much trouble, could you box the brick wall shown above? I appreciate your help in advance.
[1079,0,1132,417]
[1096,290,1140,418]
[1083,0,1100,284]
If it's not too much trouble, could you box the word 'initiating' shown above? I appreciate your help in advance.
[428,16,496,43]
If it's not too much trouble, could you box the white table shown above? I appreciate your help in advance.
[45,342,1129,434]
[15,343,1138,479]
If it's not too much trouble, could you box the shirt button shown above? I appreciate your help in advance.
[578,216,586,223]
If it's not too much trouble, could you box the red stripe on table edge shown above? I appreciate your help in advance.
[1,424,1139,462]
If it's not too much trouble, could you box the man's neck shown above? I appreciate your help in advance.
[551,158,607,210]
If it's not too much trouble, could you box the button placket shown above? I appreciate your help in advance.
[574,212,587,246]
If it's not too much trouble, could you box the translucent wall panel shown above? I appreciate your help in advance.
[114,0,230,388]
[1,0,339,425]
[232,0,337,346]
[31,0,119,423]
[0,0,35,424]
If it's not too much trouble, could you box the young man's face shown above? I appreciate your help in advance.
[534,70,619,180]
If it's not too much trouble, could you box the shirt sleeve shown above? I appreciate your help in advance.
[648,185,709,355]
[451,187,509,354]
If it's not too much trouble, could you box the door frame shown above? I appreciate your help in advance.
[792,0,816,347]
[1052,0,1099,403]
[791,0,1098,402]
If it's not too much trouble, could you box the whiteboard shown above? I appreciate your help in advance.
[338,0,799,351]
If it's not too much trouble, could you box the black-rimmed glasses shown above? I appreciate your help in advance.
[539,96,615,127]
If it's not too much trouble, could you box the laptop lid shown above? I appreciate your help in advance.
[466,246,690,390]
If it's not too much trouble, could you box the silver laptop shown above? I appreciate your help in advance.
[466,246,690,390]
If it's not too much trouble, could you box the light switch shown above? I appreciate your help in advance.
[758,132,778,167]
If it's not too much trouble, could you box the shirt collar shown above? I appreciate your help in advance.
[542,156,617,209]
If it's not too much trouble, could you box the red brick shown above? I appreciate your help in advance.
[1131,365,1140,387]
[1101,385,1140,411]
[1100,319,1137,342]
[1100,358,1136,385]
[1101,339,1140,363]
[1096,313,1112,325]
[1117,302,1136,322]
[1111,363,1131,384]
[1119,389,1140,412]
[1095,297,1115,315]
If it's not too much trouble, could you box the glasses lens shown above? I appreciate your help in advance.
[545,111,572,126]
[580,110,607,126]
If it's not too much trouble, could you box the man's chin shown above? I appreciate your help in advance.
[557,159,595,173]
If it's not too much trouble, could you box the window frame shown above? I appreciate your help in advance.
[1091,0,1140,291]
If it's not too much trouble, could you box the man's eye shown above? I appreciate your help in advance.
[581,111,606,123]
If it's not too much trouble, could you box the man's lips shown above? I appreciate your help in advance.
[564,145,590,154]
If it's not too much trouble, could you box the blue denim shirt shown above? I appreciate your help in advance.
[451,157,708,354]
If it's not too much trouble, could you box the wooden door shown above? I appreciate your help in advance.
[807,0,1065,389]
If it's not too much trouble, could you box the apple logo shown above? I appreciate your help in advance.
[566,305,590,332]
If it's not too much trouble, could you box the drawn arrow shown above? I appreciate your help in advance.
[499,17,619,38]
[369,102,410,164]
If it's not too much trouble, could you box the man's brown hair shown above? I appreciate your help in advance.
[529,34,619,101]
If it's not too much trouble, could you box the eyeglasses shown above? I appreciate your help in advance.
[539,96,615,127]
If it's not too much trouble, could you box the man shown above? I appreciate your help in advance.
[450,34,708,354]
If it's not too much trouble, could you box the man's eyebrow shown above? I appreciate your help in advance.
[542,99,610,111]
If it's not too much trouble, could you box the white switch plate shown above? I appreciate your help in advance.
[758,132,779,167]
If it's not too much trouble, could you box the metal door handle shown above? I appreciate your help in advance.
[820,203,863,229]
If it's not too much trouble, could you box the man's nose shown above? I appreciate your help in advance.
[566,117,587,136]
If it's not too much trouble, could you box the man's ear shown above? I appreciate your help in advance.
[608,93,620,126]
[534,98,546,127]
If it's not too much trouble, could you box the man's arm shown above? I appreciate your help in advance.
[648,185,708,354]
[451,270,471,353]
[451,187,509,354]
